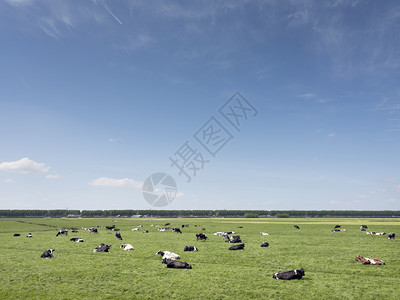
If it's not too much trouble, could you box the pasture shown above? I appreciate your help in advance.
[0,218,399,299]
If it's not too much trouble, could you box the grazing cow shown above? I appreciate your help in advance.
[93,243,111,253]
[120,244,134,251]
[376,232,386,236]
[261,242,270,247]
[184,246,198,252]
[156,251,180,260]
[116,232,123,240]
[26,233,32,237]
[229,243,245,250]
[273,268,305,280]
[106,225,115,230]
[13,233,20,236]
[260,232,269,236]
[41,249,55,259]
[294,225,300,229]
[196,233,208,241]
[88,228,98,234]
[334,225,341,228]
[112,228,120,231]
[56,229,68,237]
[388,232,395,241]
[132,228,139,231]
[355,255,385,265]
[172,228,182,234]
[229,235,242,243]
[162,258,192,269]
[225,231,235,234]
[70,238,84,242]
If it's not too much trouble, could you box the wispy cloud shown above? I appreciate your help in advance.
[46,174,60,179]
[0,158,50,174]
[4,179,15,183]
[328,133,336,137]
[103,3,123,25]
[89,177,142,189]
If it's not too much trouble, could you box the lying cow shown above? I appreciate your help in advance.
[120,244,134,251]
[355,255,385,265]
[184,246,198,252]
[260,232,269,236]
[112,228,120,231]
[196,233,208,241]
[13,233,20,237]
[229,235,242,243]
[162,258,192,269]
[106,225,115,230]
[366,232,376,235]
[360,225,368,231]
[26,233,32,238]
[388,232,395,241]
[88,228,98,234]
[376,232,386,235]
[41,249,55,259]
[71,230,79,233]
[261,242,270,247]
[70,238,84,242]
[116,232,123,240]
[132,228,139,231]
[229,243,245,250]
[93,243,111,253]
[56,229,68,237]
[156,251,180,260]
[294,225,300,229]
[334,225,341,228]
[273,268,305,280]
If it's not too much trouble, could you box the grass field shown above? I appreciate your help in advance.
[0,218,399,299]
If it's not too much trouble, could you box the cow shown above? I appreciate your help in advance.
[261,242,270,247]
[137,225,143,228]
[229,235,242,243]
[196,233,208,241]
[213,232,224,236]
[260,232,269,236]
[70,238,84,242]
[273,268,305,280]
[201,228,206,231]
[71,230,79,233]
[366,232,376,235]
[106,225,115,230]
[116,232,123,240]
[88,228,98,234]
[388,232,395,241]
[56,229,68,237]
[334,225,341,228]
[132,228,139,231]
[229,243,245,250]
[112,228,120,231]
[172,228,182,234]
[93,243,111,253]
[162,258,192,269]
[156,251,180,260]
[376,232,386,236]
[143,230,149,233]
[26,233,32,238]
[237,226,243,229]
[13,233,20,236]
[165,223,170,226]
[294,225,300,229]
[360,225,368,231]
[184,246,198,252]
[41,249,55,259]
[158,228,166,232]
[332,229,340,232]
[120,244,134,251]
[355,255,385,265]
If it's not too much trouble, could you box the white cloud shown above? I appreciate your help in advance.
[4,0,32,6]
[108,137,121,143]
[89,177,142,189]
[46,174,60,179]
[328,133,336,137]
[0,158,50,174]
[4,179,14,183]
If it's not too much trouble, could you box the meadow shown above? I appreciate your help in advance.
[0,217,399,299]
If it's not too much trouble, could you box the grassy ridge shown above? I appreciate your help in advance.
[0,218,399,299]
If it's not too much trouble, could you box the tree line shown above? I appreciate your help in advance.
[0,209,399,218]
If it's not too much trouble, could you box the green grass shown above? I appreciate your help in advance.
[0,218,399,299]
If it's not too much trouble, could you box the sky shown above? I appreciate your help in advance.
[0,0,400,211]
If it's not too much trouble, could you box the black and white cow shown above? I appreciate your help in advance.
[388,232,395,241]
[360,225,368,231]
[165,223,170,226]
[13,233,20,236]
[41,249,55,259]
[71,230,79,233]
[116,232,123,240]
[143,230,149,233]
[261,242,270,247]
[294,225,300,229]
[156,251,180,260]
[172,228,182,234]
[93,243,111,252]
[88,228,98,234]
[56,229,68,237]
[229,235,242,243]
[120,244,134,250]
[70,238,84,242]
[162,258,192,269]
[112,228,120,231]
[273,268,305,280]
[106,225,115,230]
[184,246,198,252]
[229,243,245,250]
[334,225,341,228]
[196,233,208,241]
[26,233,32,237]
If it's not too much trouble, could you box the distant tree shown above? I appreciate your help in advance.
[244,212,258,218]
[276,213,290,218]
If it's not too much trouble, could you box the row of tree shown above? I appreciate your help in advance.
[0,209,399,218]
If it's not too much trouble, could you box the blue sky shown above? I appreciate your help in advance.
[1,0,400,210]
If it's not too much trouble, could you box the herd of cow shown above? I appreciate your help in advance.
[13,222,397,280]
